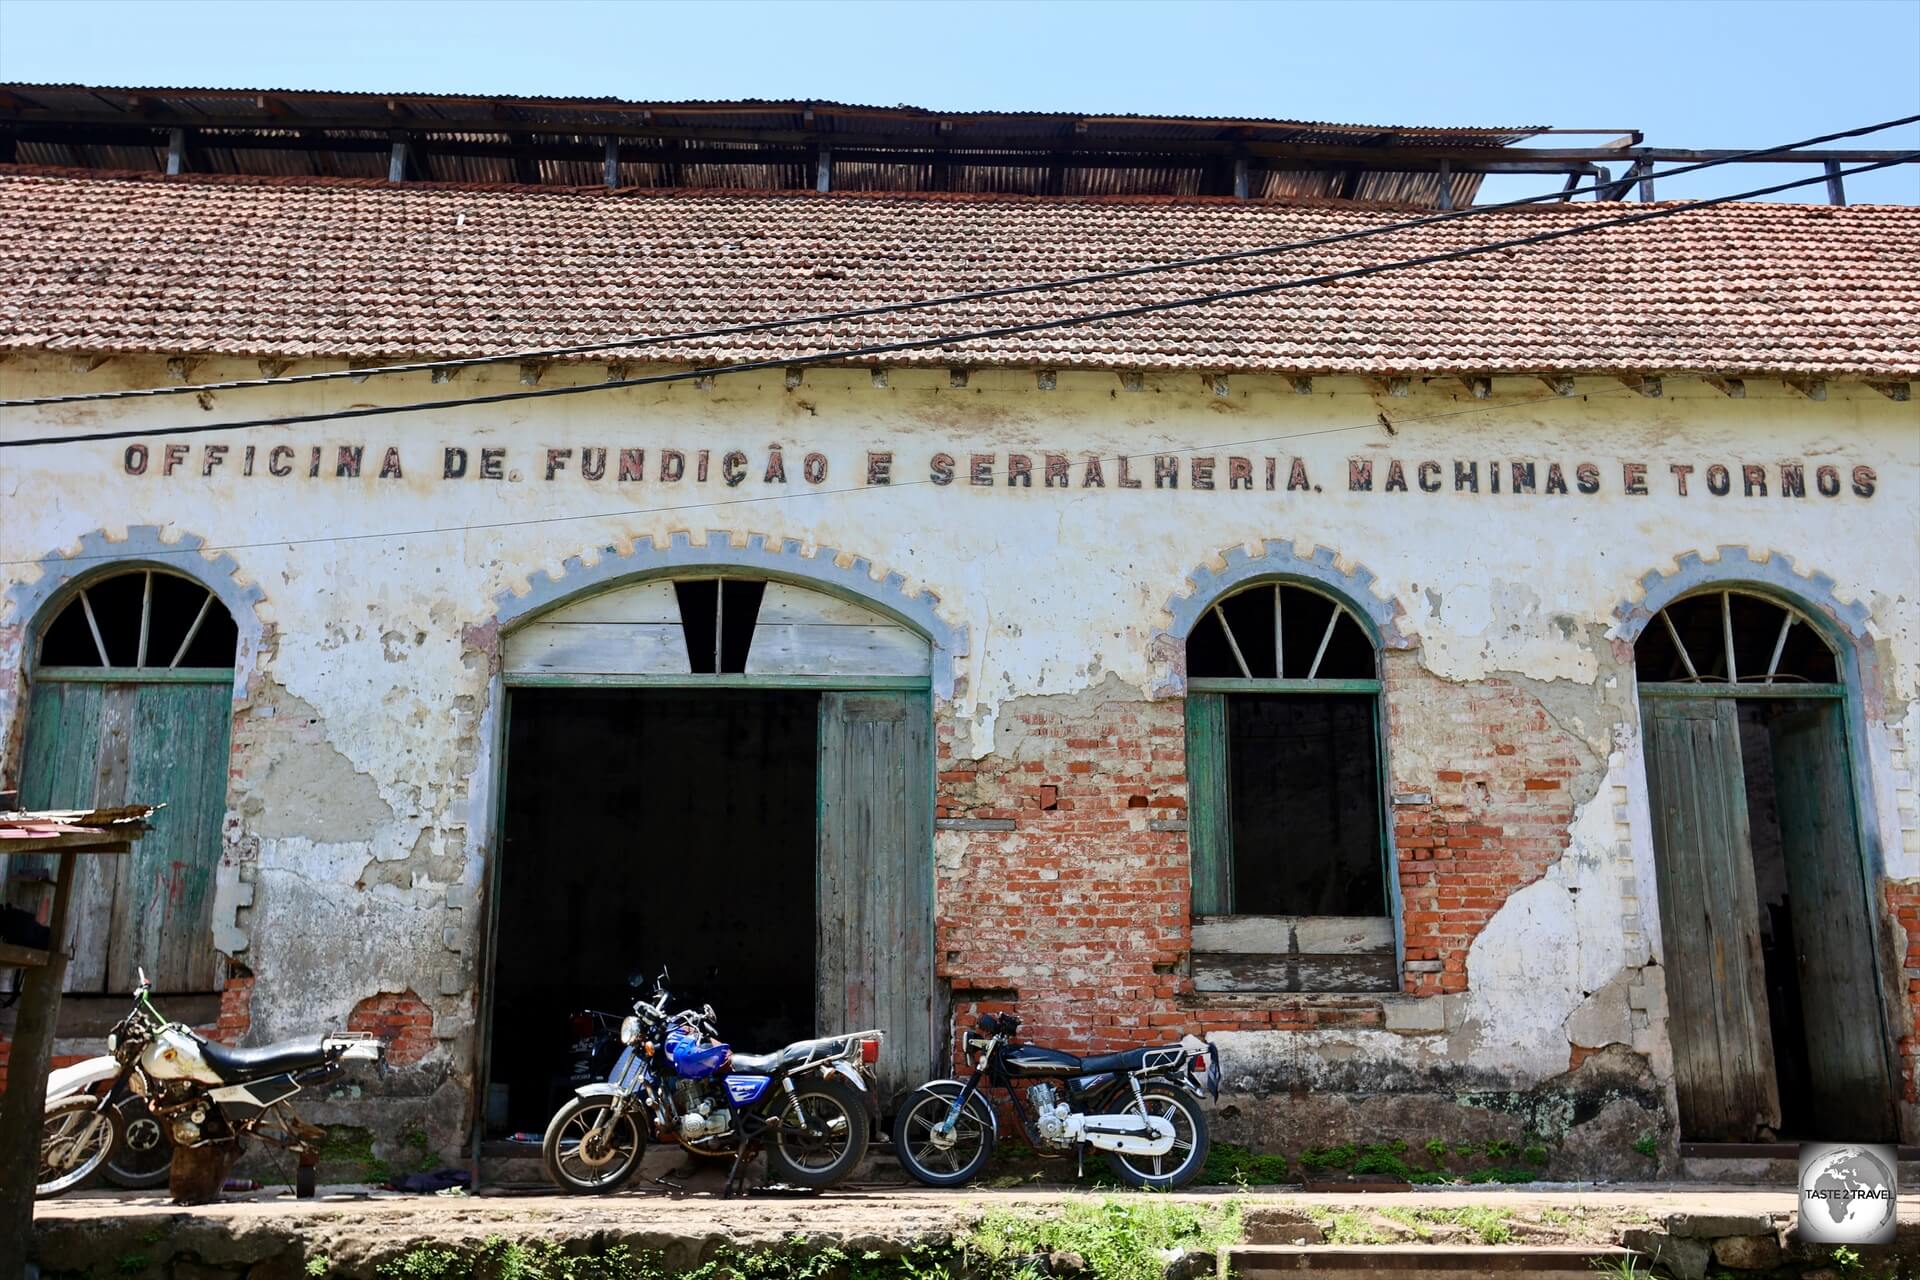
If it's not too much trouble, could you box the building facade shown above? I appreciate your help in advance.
[1,158,1917,1179]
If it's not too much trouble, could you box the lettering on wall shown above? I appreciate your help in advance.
[116,442,1881,501]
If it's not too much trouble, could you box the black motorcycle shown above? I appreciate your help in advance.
[892,1010,1220,1189]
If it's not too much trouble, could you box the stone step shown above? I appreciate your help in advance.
[1230,1244,1643,1278]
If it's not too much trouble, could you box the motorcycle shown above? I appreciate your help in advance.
[43,1056,174,1191]
[892,1009,1221,1190]
[36,968,385,1199]
[541,968,884,1197]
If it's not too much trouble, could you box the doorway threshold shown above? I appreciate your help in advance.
[1680,1141,1919,1160]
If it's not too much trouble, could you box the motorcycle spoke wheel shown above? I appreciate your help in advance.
[552,1103,642,1190]
[776,1092,854,1172]
[38,1097,121,1198]
[901,1099,988,1177]
[1111,1091,1202,1186]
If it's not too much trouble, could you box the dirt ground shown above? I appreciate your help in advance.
[36,1181,1916,1249]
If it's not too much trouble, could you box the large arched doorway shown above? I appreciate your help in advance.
[12,567,237,993]
[485,573,936,1133]
[1635,587,1896,1142]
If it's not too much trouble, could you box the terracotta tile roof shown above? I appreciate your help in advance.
[0,167,1915,378]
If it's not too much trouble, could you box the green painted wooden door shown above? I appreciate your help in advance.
[16,675,232,992]
[1641,696,1781,1140]
[1769,705,1898,1140]
[816,690,935,1102]
[1185,693,1233,914]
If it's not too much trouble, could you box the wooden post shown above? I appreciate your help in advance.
[0,851,78,1279]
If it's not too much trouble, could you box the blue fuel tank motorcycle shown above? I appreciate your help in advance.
[541,969,884,1196]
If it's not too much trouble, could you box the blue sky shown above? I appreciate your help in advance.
[1,0,1915,203]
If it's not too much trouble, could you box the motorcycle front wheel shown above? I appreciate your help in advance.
[103,1091,174,1190]
[1101,1084,1210,1190]
[541,1095,646,1194]
[764,1076,870,1188]
[892,1084,995,1188]
[38,1094,124,1199]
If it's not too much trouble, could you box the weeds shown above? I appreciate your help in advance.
[1195,1142,1289,1187]
[970,1197,1243,1280]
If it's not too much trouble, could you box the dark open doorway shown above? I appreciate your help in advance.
[1636,589,1895,1144]
[488,687,819,1136]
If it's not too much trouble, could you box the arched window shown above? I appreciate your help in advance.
[1185,582,1393,994]
[38,568,238,670]
[16,568,238,994]
[1633,589,1836,686]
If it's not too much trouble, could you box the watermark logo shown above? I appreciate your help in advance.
[1797,1143,1896,1245]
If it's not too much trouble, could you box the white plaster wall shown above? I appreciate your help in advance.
[2,359,1915,1080]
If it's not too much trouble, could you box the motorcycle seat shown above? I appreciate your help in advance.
[200,1034,334,1082]
[728,1035,854,1077]
[1076,1047,1154,1074]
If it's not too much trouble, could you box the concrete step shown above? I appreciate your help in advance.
[1230,1244,1643,1278]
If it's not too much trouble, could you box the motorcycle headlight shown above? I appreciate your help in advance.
[620,1015,643,1046]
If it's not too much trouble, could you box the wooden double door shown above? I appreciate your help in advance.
[1641,696,1896,1142]
[15,673,232,993]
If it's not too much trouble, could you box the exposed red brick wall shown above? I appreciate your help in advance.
[1387,669,1586,996]
[932,666,1587,1045]
[1886,878,1920,1104]
[348,988,435,1066]
[935,694,1190,1054]
[202,974,255,1046]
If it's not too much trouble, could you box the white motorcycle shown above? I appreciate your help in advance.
[37,969,385,1199]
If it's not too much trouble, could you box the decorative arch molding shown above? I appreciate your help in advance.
[3,525,269,684]
[1160,538,1414,653]
[491,530,969,700]
[1614,546,1874,650]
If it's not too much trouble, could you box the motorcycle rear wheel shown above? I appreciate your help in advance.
[542,1095,646,1194]
[763,1076,869,1188]
[103,1092,173,1190]
[892,1085,995,1188]
[1101,1084,1210,1190]
[38,1095,124,1199]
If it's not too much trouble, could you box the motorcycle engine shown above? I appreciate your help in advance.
[1026,1083,1073,1147]
[673,1078,733,1142]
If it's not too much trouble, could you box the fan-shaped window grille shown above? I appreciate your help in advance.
[37,569,238,670]
[1187,582,1375,682]
[1184,581,1391,995]
[1634,590,1837,686]
[503,576,930,680]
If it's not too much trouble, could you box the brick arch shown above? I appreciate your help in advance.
[491,530,969,701]
[1613,546,1876,688]
[1155,538,1412,694]
[3,525,269,684]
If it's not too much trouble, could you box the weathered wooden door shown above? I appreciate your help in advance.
[1185,692,1233,914]
[1641,697,1781,1140]
[17,675,232,992]
[1769,705,1898,1140]
[816,690,935,1103]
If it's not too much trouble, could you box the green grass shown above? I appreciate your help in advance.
[1194,1142,1289,1186]
[970,1197,1243,1280]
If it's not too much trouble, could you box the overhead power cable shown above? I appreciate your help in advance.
[0,381,1646,568]
[1,112,1915,411]
[3,153,1910,452]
